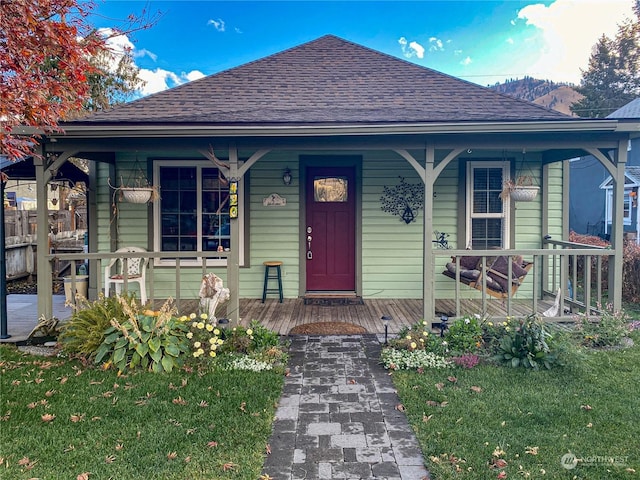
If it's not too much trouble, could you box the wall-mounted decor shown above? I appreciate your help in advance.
[380,176,424,224]
[263,193,287,207]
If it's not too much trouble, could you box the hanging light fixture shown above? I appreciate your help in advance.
[282,167,292,186]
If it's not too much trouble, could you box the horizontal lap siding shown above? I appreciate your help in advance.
[244,153,299,298]
[103,150,563,303]
[362,153,422,298]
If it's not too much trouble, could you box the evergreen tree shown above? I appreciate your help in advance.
[571,0,640,117]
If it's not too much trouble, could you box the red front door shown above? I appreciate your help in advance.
[305,166,356,292]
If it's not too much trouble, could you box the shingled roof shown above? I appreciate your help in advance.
[75,35,569,126]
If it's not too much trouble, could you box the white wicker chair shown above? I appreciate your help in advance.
[104,246,148,304]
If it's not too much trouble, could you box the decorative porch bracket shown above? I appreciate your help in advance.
[584,144,626,311]
[394,147,465,329]
[199,146,271,325]
[35,148,80,321]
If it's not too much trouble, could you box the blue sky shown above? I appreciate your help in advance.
[91,0,636,96]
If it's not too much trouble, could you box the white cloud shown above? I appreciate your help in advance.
[94,28,205,96]
[185,70,205,82]
[207,18,226,32]
[138,68,205,95]
[429,37,444,52]
[454,49,463,56]
[506,38,514,45]
[398,37,425,59]
[96,27,135,74]
[135,48,158,62]
[409,41,425,59]
[460,56,472,66]
[517,0,634,83]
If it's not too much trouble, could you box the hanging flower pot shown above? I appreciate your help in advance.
[499,176,539,202]
[119,187,156,204]
[509,185,539,202]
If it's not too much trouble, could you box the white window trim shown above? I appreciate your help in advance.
[152,160,245,267]
[466,161,510,249]
[605,189,632,229]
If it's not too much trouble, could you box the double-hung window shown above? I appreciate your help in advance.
[605,189,632,226]
[467,161,510,249]
[153,160,243,265]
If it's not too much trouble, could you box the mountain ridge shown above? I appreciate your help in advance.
[489,76,583,116]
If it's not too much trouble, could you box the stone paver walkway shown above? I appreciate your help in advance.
[261,335,430,480]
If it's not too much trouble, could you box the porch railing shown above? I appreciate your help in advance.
[433,241,612,320]
[46,250,229,312]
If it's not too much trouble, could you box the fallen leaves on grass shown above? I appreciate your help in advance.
[435,382,445,391]
[490,458,508,469]
[172,396,187,406]
[70,413,85,423]
[265,444,271,455]
[222,462,236,471]
[76,473,90,480]
[470,386,482,393]
[581,404,592,411]
[447,376,458,383]
[395,404,406,412]
[41,413,56,422]
[105,454,116,464]
[422,414,433,422]
[525,446,539,455]
[18,456,37,469]
[198,400,209,407]
[207,441,219,448]
[45,389,57,397]
[167,451,178,460]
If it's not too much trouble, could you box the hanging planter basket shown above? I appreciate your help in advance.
[119,187,155,204]
[509,186,539,202]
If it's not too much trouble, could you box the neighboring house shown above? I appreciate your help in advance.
[27,35,636,326]
[600,166,640,243]
[570,98,640,238]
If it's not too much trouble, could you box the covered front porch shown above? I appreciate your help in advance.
[40,236,607,336]
[2,293,561,341]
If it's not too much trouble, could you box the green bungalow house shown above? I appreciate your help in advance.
[32,35,638,330]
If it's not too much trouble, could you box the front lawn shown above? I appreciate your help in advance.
[0,345,283,479]
[392,339,639,479]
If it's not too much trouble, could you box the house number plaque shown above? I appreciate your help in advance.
[229,180,238,218]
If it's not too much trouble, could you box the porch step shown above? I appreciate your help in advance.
[303,293,364,306]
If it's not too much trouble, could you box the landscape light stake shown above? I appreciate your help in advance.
[381,315,392,345]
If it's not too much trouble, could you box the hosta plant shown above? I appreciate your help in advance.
[493,315,558,369]
[94,297,190,373]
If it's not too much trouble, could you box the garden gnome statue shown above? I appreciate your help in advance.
[198,273,230,322]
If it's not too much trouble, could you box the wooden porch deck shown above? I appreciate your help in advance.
[161,297,558,335]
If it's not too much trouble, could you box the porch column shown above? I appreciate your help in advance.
[34,150,53,320]
[227,145,241,325]
[423,145,436,329]
[609,140,627,311]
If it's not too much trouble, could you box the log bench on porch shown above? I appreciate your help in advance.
[442,254,533,299]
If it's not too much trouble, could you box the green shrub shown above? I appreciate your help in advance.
[444,315,483,354]
[390,320,447,355]
[381,347,452,370]
[576,303,631,347]
[492,315,559,369]
[58,293,138,359]
[94,298,190,373]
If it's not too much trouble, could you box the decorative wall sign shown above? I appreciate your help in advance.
[380,176,424,224]
[263,193,287,206]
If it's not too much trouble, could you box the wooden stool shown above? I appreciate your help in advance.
[262,261,283,303]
